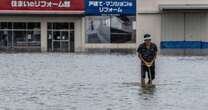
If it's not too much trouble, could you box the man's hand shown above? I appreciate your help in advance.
[144,61,154,68]
[145,62,152,68]
[146,56,156,68]
[138,54,155,67]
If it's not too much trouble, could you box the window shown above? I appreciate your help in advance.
[86,16,136,43]
[0,22,41,50]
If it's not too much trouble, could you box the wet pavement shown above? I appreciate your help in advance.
[0,53,208,110]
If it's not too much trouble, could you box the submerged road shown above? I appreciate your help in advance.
[0,53,207,110]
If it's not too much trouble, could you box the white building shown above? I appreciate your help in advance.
[137,0,208,55]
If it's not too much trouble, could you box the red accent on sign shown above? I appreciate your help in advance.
[0,0,84,11]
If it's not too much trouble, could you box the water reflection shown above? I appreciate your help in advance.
[141,84,156,95]
[122,82,156,95]
[138,84,159,110]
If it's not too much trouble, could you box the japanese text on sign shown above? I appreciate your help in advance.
[11,0,71,8]
[88,1,133,7]
[88,1,133,13]
[85,0,136,15]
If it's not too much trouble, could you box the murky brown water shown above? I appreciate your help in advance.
[0,53,207,110]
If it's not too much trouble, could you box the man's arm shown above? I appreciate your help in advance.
[149,55,156,66]
[139,53,151,67]
[137,44,152,66]
[138,54,144,62]
[137,45,146,63]
[149,44,158,65]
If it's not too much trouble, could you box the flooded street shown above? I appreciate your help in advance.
[0,53,208,110]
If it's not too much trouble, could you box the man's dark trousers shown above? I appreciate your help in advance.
[141,64,155,80]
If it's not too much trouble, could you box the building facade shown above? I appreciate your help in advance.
[0,0,85,52]
[137,0,208,55]
[0,0,137,53]
[84,0,137,51]
[3,0,208,54]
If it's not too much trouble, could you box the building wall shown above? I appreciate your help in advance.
[161,13,208,41]
[136,13,161,50]
[137,0,208,55]
[0,16,84,52]
[138,0,208,13]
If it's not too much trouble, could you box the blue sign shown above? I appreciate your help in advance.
[85,0,136,15]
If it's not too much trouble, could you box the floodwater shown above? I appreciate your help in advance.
[0,53,208,110]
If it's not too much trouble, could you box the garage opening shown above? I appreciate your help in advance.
[160,5,208,55]
[161,13,208,48]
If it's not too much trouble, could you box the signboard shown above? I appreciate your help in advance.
[0,0,84,13]
[85,0,136,15]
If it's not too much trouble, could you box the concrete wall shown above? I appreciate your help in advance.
[136,13,161,50]
[41,20,47,52]
[138,0,208,13]
[137,0,208,55]
[74,17,84,52]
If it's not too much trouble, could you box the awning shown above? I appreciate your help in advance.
[0,10,85,16]
[0,10,84,15]
[159,4,208,12]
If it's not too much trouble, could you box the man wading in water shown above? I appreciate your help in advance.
[137,34,158,86]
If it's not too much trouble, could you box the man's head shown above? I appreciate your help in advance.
[144,34,151,45]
